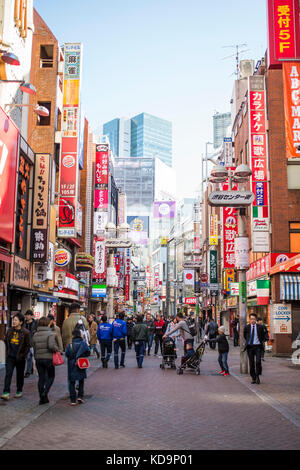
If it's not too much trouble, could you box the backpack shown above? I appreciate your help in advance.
[76,316,90,344]
[184,319,197,337]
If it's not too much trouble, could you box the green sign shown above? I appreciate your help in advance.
[210,250,218,285]
[239,281,247,303]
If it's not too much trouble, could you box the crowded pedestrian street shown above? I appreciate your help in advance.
[1,340,300,451]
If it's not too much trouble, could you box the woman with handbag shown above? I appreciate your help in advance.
[32,316,59,405]
[65,325,90,406]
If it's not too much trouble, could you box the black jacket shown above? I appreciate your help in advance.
[209,334,229,353]
[243,323,265,350]
[126,321,135,337]
[24,319,38,346]
[132,323,149,342]
[5,327,31,361]
[144,319,155,334]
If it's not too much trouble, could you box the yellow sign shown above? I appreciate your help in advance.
[209,214,218,246]
[63,79,80,106]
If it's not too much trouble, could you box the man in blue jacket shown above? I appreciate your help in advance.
[112,312,127,369]
[97,315,113,368]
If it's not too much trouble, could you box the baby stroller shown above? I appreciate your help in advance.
[177,340,206,375]
[160,337,177,370]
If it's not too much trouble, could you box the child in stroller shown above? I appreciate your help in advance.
[177,340,206,375]
[160,336,177,369]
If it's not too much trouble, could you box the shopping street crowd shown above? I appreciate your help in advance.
[0,304,277,406]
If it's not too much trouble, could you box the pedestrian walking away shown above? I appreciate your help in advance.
[244,313,266,384]
[88,313,100,359]
[205,318,218,349]
[132,315,149,368]
[144,313,155,355]
[126,316,135,350]
[1,313,31,401]
[205,325,230,376]
[47,314,63,353]
[65,325,91,405]
[154,313,166,356]
[32,316,58,405]
[24,309,38,378]
[112,312,127,368]
[97,314,113,368]
[231,315,239,347]
[61,303,89,350]
[162,312,195,363]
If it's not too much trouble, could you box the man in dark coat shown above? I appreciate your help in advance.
[24,309,38,377]
[244,313,266,384]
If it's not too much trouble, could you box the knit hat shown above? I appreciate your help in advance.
[218,326,225,333]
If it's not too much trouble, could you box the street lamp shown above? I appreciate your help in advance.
[0,80,36,95]
[0,50,20,66]
[5,103,49,117]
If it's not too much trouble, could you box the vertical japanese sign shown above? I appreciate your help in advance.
[93,237,106,280]
[210,250,218,285]
[248,76,270,252]
[267,0,300,67]
[283,62,300,159]
[58,43,82,238]
[125,248,131,301]
[32,154,50,263]
[209,214,218,246]
[15,154,31,258]
[223,207,238,268]
[0,107,19,244]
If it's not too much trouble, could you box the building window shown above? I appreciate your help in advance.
[37,102,51,126]
[40,45,54,68]
[290,223,300,252]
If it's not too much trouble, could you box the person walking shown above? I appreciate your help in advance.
[97,314,113,368]
[163,312,194,361]
[165,317,180,345]
[145,313,155,355]
[112,312,127,369]
[257,317,269,361]
[126,316,135,350]
[132,315,149,368]
[24,309,38,378]
[88,313,100,359]
[231,315,239,347]
[32,316,58,405]
[205,318,218,349]
[244,313,266,384]
[47,314,63,353]
[65,325,91,406]
[1,313,31,401]
[205,325,230,376]
[154,313,165,356]
[62,303,89,350]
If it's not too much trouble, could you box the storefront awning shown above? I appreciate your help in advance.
[280,274,300,301]
[270,254,300,275]
[0,250,12,264]
[38,295,59,303]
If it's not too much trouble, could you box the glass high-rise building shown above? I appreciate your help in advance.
[213,112,231,149]
[103,112,173,167]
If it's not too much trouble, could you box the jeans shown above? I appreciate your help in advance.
[36,359,55,397]
[3,357,26,393]
[147,333,154,353]
[218,352,229,373]
[127,336,133,349]
[114,338,126,367]
[25,347,34,374]
[247,345,262,379]
[154,335,163,355]
[233,329,239,347]
[100,341,112,364]
[70,379,84,403]
[134,341,145,367]
[90,344,99,356]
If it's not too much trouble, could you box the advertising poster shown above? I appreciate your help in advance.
[32,154,50,263]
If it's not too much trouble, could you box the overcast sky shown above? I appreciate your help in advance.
[35,0,267,199]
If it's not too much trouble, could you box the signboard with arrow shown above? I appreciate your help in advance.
[271,304,292,334]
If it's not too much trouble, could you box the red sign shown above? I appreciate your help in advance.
[283,62,300,158]
[94,189,108,209]
[267,0,300,67]
[95,149,109,185]
[185,297,197,305]
[223,207,238,268]
[125,274,130,301]
[0,107,19,243]
[200,273,208,283]
[58,137,78,236]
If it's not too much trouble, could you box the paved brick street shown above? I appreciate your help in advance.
[0,342,300,450]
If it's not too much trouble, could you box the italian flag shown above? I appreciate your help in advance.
[253,206,269,218]
[257,279,269,305]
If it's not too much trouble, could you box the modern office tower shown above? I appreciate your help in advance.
[103,112,173,167]
[213,112,231,149]
[102,117,131,158]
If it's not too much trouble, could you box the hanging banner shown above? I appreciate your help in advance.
[283,62,300,159]
[210,250,218,285]
[95,144,109,185]
[32,154,50,263]
[94,211,108,235]
[223,207,238,268]
[267,0,300,68]
[234,237,250,270]
[0,107,19,244]
[93,238,106,280]
[209,214,218,246]
[94,189,108,209]
[153,201,176,218]
[184,270,194,286]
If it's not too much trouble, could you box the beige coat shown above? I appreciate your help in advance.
[89,320,98,345]
[62,312,89,349]
[52,324,63,353]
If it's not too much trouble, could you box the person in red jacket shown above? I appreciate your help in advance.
[154,313,165,356]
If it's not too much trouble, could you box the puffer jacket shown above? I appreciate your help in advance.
[62,313,89,349]
[33,326,58,360]
[132,323,149,342]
